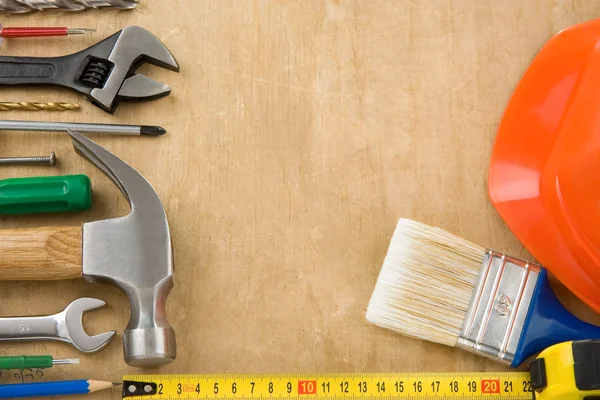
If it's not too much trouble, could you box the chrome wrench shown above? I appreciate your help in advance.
[0,298,115,353]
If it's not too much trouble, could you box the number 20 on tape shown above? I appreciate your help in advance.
[123,373,532,399]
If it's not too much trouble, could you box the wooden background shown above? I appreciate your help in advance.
[1,1,600,399]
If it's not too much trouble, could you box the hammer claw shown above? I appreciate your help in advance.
[68,130,129,199]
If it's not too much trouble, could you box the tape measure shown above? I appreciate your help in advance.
[123,340,600,399]
[122,372,532,399]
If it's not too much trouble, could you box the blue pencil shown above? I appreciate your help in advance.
[0,380,118,399]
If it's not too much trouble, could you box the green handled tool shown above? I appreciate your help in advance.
[0,356,79,370]
[0,175,92,215]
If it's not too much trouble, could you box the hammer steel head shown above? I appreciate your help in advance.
[68,130,175,367]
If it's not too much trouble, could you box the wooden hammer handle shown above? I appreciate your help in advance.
[0,226,82,280]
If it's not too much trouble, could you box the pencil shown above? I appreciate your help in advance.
[366,218,600,367]
[0,379,120,398]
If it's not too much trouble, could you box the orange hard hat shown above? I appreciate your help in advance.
[489,19,600,313]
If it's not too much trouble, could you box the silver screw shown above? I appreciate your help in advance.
[0,152,56,166]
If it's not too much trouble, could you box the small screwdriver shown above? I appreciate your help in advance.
[0,356,79,371]
[0,24,95,43]
[0,175,92,215]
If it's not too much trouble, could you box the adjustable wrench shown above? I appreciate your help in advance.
[0,26,179,113]
[0,298,115,353]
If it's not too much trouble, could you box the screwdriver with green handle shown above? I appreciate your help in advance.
[0,356,79,370]
[0,175,91,215]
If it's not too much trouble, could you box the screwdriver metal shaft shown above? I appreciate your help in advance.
[51,358,80,366]
[66,28,95,35]
[0,120,166,136]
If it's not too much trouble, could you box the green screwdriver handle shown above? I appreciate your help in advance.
[0,175,92,215]
[0,355,53,370]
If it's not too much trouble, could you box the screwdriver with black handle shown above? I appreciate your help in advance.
[0,175,91,215]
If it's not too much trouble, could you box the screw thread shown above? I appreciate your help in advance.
[0,152,56,166]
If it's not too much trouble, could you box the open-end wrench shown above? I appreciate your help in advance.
[0,298,115,353]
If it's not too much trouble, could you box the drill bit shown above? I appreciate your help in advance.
[0,0,139,13]
[0,102,80,111]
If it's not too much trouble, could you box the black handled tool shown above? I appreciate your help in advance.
[0,26,179,113]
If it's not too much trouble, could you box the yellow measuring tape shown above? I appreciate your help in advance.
[122,373,532,399]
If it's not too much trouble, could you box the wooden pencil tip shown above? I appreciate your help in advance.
[88,380,119,393]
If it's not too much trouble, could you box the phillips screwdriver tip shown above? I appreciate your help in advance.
[140,125,167,136]
[67,28,96,35]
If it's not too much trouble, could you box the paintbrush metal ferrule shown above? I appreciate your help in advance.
[457,250,542,365]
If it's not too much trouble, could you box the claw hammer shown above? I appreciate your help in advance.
[0,131,175,367]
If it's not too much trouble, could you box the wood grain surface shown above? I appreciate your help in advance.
[0,226,82,280]
[0,1,600,399]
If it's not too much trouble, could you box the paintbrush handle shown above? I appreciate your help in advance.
[0,226,82,280]
[512,269,600,366]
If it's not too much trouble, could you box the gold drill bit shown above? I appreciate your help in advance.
[0,102,80,111]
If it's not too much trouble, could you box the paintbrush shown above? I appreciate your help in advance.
[366,218,600,367]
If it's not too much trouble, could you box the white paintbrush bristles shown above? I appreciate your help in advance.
[366,218,486,347]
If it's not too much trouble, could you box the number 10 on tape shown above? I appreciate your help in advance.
[123,373,532,399]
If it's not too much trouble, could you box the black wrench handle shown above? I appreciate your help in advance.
[0,55,92,98]
[0,56,67,85]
